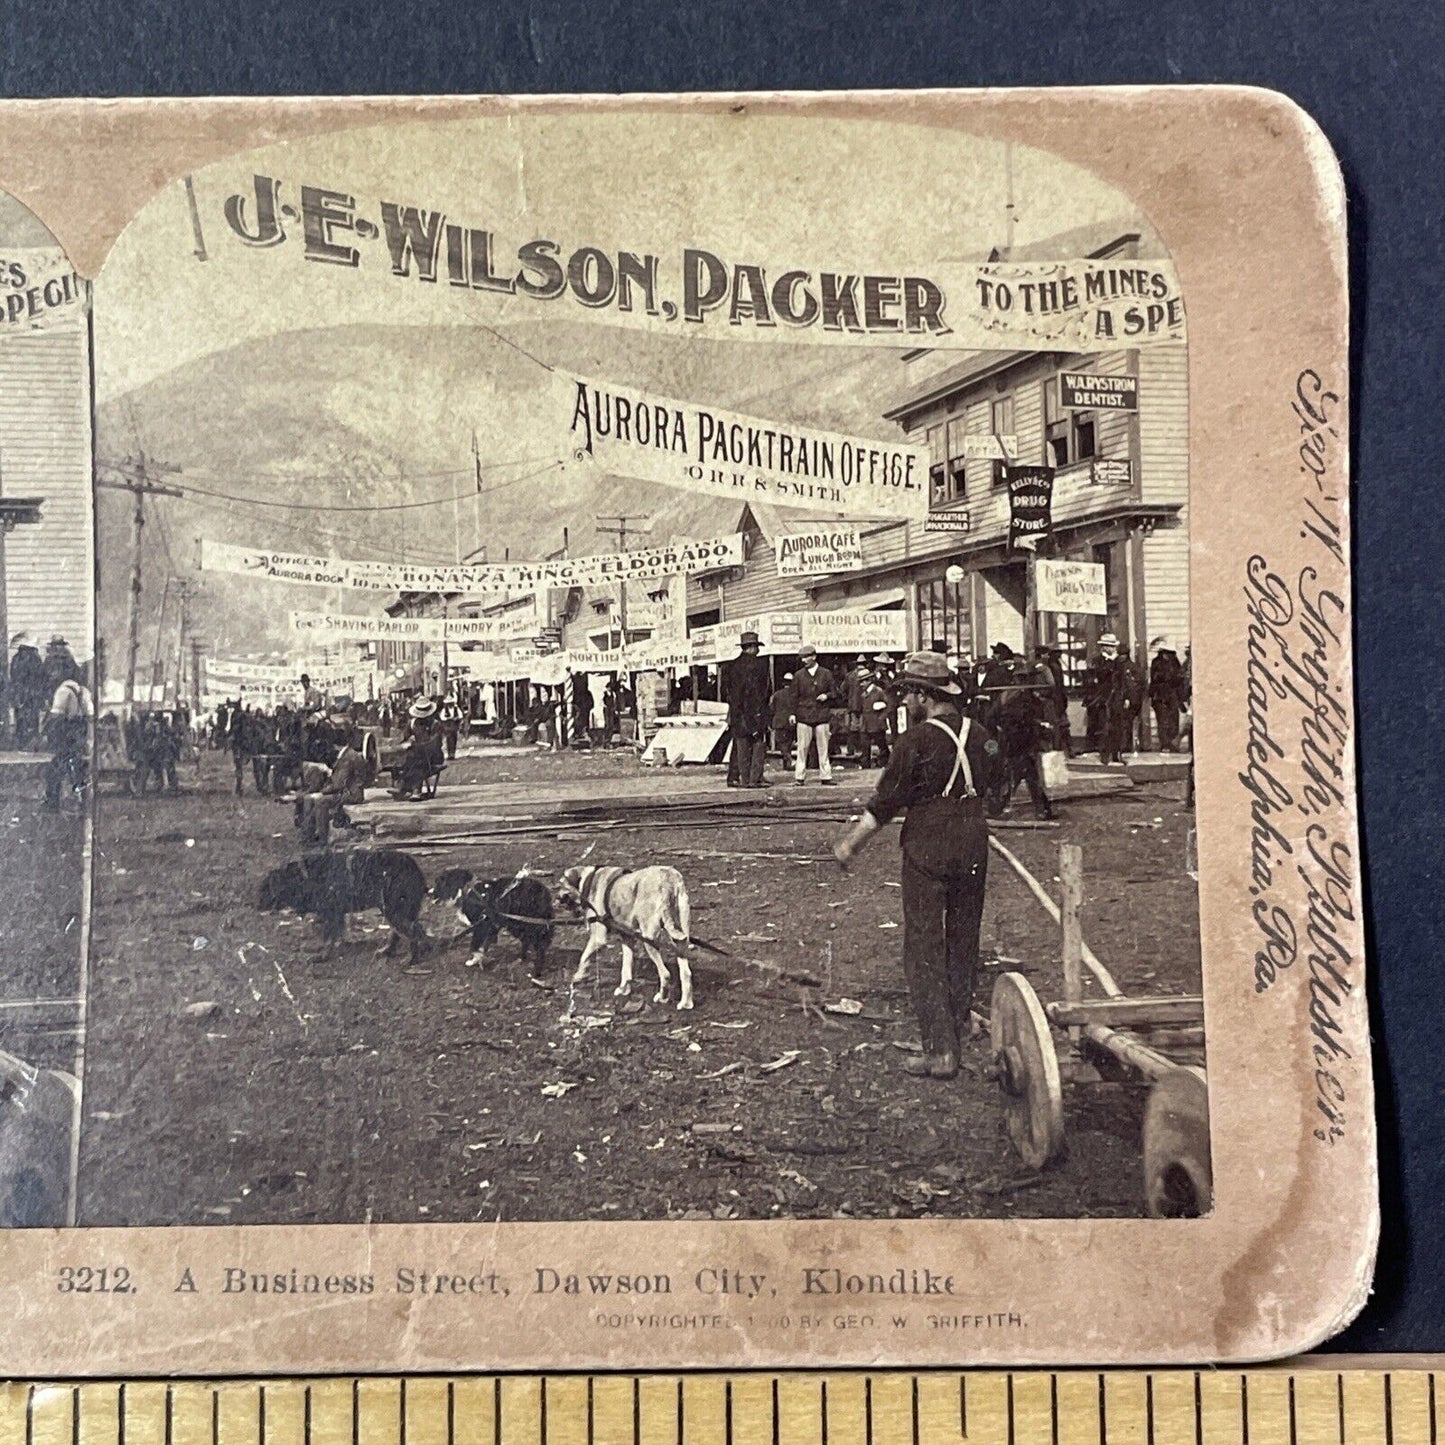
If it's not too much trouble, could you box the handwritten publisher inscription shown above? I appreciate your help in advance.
[1241,369,1355,1144]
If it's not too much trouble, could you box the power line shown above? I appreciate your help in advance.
[95,456,566,514]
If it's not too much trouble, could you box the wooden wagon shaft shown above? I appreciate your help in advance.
[1080,1023,1179,1082]
[988,836,1123,998]
[1047,995,1205,1028]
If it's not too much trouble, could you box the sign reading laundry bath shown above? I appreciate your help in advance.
[565,374,928,521]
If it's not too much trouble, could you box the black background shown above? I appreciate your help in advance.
[3,0,1439,1353]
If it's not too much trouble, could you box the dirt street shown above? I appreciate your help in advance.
[78,745,1201,1226]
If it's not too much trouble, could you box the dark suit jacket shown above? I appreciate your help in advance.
[726,653,772,735]
[792,665,837,726]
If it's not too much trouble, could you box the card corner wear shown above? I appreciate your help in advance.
[0,85,1371,1376]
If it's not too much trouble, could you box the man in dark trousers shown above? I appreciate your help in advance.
[725,631,771,788]
[1148,636,1186,752]
[832,651,998,1080]
[769,672,795,770]
[843,654,869,760]
[792,644,837,786]
[8,634,46,748]
[1096,632,1140,765]
[859,667,892,769]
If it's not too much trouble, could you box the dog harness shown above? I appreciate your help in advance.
[924,716,978,799]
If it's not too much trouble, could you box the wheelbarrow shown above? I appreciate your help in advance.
[988,839,1211,1218]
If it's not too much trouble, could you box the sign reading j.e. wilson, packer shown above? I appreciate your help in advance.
[1061,372,1139,410]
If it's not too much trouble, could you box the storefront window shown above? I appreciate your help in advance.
[928,424,947,505]
[916,575,973,657]
[945,416,968,500]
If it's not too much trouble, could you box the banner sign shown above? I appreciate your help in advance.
[1006,465,1054,551]
[201,535,744,594]
[1034,558,1108,616]
[774,526,864,578]
[690,609,908,665]
[0,249,87,337]
[458,639,696,685]
[566,374,927,521]
[289,610,535,644]
[1061,372,1138,411]
[203,658,355,684]
[200,173,1187,352]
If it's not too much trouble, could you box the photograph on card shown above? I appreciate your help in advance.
[74,112,1201,1228]
[0,189,92,1230]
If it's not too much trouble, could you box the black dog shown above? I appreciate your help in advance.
[259,849,429,962]
[432,868,553,973]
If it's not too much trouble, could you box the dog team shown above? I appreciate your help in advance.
[259,850,698,1011]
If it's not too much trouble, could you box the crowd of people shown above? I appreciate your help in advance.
[4,634,93,813]
[723,631,1192,820]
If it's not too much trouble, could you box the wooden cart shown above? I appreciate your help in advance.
[988,840,1211,1218]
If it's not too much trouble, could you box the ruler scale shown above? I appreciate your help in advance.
[1,1373,1439,1445]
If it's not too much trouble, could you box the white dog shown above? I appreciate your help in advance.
[561,864,695,1010]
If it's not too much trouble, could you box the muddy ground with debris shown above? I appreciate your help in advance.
[79,746,1200,1225]
[0,765,86,1075]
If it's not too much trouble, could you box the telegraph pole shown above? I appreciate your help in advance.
[594,513,652,647]
[97,457,182,709]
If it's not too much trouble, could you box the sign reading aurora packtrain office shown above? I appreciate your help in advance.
[200,535,744,593]
[566,375,925,520]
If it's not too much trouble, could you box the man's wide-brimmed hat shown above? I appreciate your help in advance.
[855,654,868,663]
[897,650,962,696]
[872,652,893,665]
[739,631,760,648]
[409,698,438,720]
[799,644,817,659]
[1098,632,1121,649]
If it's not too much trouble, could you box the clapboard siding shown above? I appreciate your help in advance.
[0,330,93,661]
[1142,524,1190,652]
[1138,343,1189,506]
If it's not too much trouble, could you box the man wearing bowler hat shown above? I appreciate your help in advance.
[725,631,771,788]
[832,651,998,1080]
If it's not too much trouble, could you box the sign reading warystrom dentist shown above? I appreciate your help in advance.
[566,374,926,521]
[201,535,744,593]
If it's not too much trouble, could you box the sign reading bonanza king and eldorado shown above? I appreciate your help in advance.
[201,534,744,593]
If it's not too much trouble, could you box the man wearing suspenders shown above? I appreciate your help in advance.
[833,651,998,1080]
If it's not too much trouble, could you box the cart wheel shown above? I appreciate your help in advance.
[990,972,1064,1169]
[1143,1066,1212,1218]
